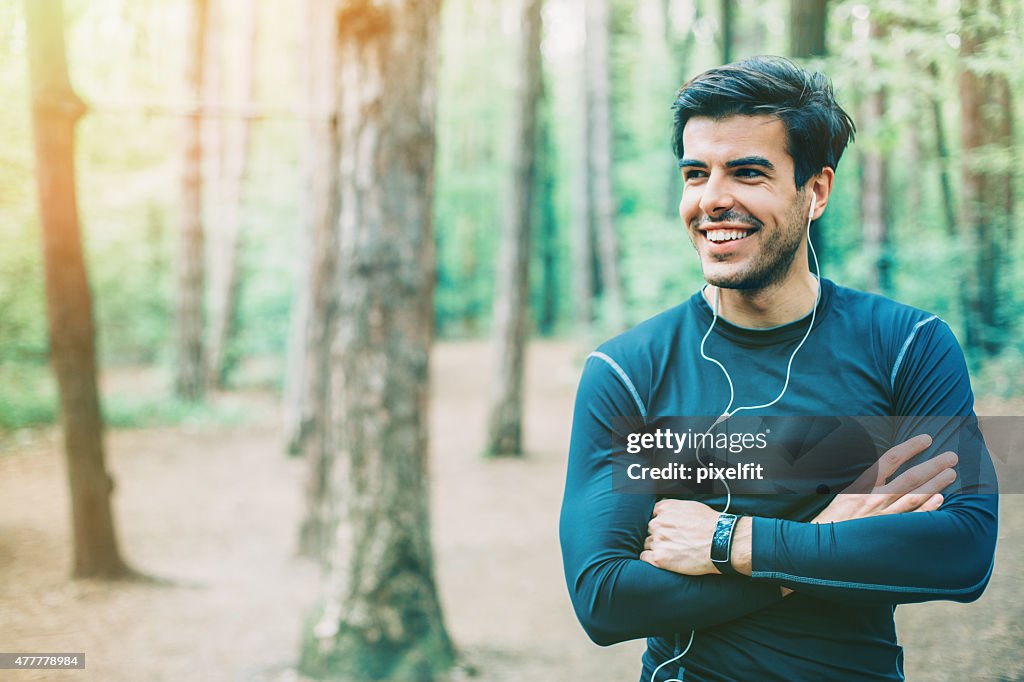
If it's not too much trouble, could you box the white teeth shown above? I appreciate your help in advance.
[706,230,750,243]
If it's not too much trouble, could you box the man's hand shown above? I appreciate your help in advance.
[813,434,956,524]
[640,499,720,575]
[639,434,958,581]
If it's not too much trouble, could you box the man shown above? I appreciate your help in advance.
[559,56,998,681]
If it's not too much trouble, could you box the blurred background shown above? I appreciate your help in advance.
[1,0,1021,680]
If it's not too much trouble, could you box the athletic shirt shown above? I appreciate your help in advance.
[559,278,998,682]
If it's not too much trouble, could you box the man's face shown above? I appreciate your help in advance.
[679,115,810,291]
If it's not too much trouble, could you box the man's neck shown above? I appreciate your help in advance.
[704,272,820,328]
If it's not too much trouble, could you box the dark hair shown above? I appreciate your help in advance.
[671,56,856,187]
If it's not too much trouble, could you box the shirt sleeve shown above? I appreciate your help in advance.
[748,319,999,604]
[560,353,783,645]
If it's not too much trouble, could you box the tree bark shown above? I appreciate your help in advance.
[959,0,1013,359]
[290,0,342,563]
[207,0,258,388]
[175,0,210,401]
[586,0,626,331]
[485,0,543,457]
[299,1,455,679]
[536,79,559,337]
[24,0,130,579]
[789,0,827,57]
[720,0,733,63]
[572,0,594,330]
[927,61,957,238]
[789,0,828,265]
[663,0,698,219]
[860,20,891,295]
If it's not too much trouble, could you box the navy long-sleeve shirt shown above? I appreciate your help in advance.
[560,279,998,681]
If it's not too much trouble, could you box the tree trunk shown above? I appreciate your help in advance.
[290,0,342,563]
[959,0,1012,359]
[586,0,626,331]
[207,0,258,388]
[663,0,698,219]
[485,0,543,458]
[572,0,594,330]
[536,79,559,337]
[299,1,455,679]
[789,0,827,265]
[203,0,224,201]
[175,0,210,401]
[720,0,733,63]
[789,0,827,57]
[927,61,957,238]
[24,0,130,579]
[860,20,891,295]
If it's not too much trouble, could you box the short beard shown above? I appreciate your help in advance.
[691,196,808,291]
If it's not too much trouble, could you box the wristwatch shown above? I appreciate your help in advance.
[710,512,740,575]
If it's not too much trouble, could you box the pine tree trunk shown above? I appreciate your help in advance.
[291,0,342,562]
[299,2,454,679]
[536,80,559,337]
[207,0,258,388]
[860,20,891,295]
[24,0,129,579]
[572,0,594,330]
[720,0,733,63]
[663,0,697,219]
[485,0,543,457]
[175,0,210,401]
[789,0,827,57]
[959,0,1012,359]
[927,61,957,237]
[586,0,626,331]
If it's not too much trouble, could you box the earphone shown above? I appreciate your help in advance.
[649,191,819,682]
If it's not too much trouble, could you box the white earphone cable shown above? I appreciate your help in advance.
[650,191,820,682]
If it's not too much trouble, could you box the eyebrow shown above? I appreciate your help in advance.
[677,156,776,170]
[726,156,775,170]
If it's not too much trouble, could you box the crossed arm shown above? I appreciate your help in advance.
[560,354,998,646]
[642,434,954,579]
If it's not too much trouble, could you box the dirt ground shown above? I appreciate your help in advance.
[0,341,1021,681]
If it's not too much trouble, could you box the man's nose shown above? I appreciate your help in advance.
[698,173,734,217]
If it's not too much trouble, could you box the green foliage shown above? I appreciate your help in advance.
[102,391,251,429]
[0,362,250,432]
[2,0,1021,436]
[0,365,57,431]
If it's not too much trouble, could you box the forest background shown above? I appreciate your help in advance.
[1,0,1022,680]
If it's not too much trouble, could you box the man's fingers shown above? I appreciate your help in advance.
[644,535,652,550]
[886,492,935,515]
[882,464,954,514]
[879,451,957,496]
[874,434,933,485]
[890,492,946,514]
[913,494,944,512]
[640,550,655,565]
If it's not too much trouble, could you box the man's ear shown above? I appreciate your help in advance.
[808,168,835,221]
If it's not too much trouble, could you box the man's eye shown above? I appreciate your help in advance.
[684,170,708,181]
[735,168,764,178]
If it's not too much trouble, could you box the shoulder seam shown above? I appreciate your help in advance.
[890,315,940,391]
[588,351,648,419]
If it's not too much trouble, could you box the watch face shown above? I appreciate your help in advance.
[711,514,737,562]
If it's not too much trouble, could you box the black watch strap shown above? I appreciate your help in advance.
[710,512,740,575]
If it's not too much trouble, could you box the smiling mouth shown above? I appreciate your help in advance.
[704,229,756,244]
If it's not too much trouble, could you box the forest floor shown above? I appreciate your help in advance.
[1,341,1022,682]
